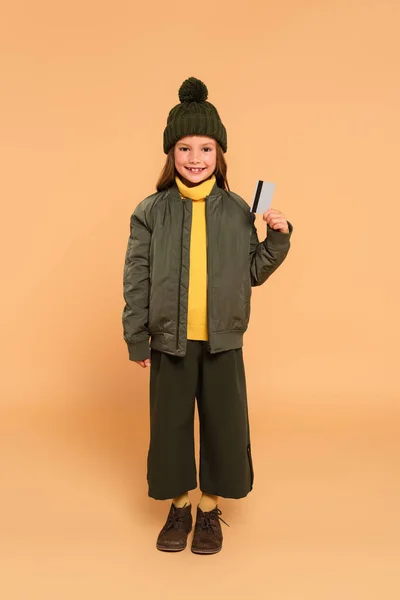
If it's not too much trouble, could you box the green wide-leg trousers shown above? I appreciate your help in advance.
[147,340,254,500]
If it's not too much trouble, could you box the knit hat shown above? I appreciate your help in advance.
[163,77,227,154]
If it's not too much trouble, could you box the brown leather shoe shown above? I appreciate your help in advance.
[156,502,193,552]
[191,505,230,555]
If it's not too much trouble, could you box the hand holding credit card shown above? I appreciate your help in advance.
[251,181,275,213]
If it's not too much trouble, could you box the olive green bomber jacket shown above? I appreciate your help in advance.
[122,179,293,361]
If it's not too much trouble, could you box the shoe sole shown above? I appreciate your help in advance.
[191,545,222,555]
[156,541,187,552]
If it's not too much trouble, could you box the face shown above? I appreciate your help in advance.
[174,135,217,187]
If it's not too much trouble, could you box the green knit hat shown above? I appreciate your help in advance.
[163,76,227,154]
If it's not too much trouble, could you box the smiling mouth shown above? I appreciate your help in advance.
[185,167,205,173]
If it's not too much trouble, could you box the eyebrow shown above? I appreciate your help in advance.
[176,142,215,147]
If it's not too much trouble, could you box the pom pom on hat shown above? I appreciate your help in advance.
[178,77,208,103]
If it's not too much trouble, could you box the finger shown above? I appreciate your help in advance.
[268,214,286,223]
[263,208,282,216]
[263,210,282,221]
[268,219,287,229]
[264,215,282,225]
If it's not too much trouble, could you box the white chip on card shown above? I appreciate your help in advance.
[251,181,275,213]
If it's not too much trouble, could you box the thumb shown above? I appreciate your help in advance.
[144,358,151,367]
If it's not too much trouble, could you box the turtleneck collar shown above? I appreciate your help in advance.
[175,173,216,201]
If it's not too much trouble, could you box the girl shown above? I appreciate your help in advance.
[122,76,293,554]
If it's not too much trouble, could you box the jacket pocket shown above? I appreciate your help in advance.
[212,282,250,333]
[247,443,254,488]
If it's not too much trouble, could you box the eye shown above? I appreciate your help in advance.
[179,147,189,151]
[203,147,212,152]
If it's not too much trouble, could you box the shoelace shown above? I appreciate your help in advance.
[199,507,230,532]
[163,502,189,532]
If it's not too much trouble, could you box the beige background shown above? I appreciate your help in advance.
[1,0,399,598]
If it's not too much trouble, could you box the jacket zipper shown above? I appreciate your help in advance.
[205,195,211,352]
[176,201,185,350]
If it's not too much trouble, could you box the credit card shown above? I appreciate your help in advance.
[251,180,275,213]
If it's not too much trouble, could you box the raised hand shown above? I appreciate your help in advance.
[262,208,289,234]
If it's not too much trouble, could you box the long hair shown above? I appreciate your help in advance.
[156,141,230,192]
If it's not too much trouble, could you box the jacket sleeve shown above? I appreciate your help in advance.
[249,213,293,287]
[122,202,152,361]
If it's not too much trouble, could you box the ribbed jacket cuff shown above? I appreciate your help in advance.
[265,220,293,249]
[127,340,150,361]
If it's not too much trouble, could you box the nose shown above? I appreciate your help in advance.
[189,149,201,164]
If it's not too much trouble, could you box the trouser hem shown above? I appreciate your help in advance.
[148,483,198,501]
[199,486,253,500]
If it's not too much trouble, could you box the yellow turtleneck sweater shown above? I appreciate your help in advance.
[175,173,216,341]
